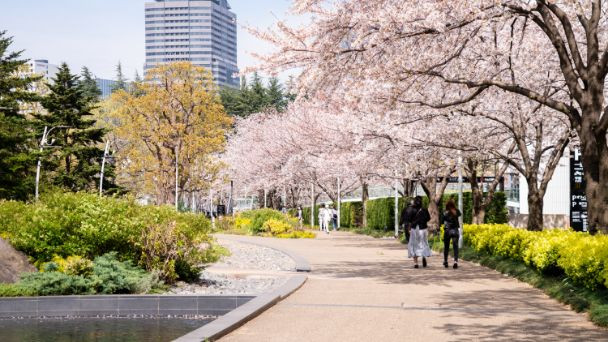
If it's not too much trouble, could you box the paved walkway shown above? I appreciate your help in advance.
[220,231,608,342]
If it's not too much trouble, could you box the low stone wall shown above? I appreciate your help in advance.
[0,295,254,319]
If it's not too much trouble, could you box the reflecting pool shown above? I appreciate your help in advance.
[0,317,212,342]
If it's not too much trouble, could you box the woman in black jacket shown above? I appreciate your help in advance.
[406,196,432,269]
[443,199,461,269]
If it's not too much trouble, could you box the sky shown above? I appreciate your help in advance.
[0,0,296,81]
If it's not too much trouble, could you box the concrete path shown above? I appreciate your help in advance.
[220,231,608,342]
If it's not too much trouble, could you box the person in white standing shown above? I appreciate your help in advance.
[318,204,326,232]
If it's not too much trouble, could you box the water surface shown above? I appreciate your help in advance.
[0,317,211,342]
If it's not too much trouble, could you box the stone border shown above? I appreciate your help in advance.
[172,275,307,342]
[0,295,254,319]
[217,235,312,273]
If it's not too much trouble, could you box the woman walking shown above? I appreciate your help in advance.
[406,196,432,268]
[443,199,461,269]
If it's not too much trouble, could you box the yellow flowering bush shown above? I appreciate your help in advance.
[464,224,608,290]
[228,209,315,239]
[262,219,291,235]
[235,216,252,231]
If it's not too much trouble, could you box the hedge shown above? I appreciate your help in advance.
[464,224,608,291]
[296,192,508,230]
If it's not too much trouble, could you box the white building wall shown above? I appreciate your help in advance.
[518,155,570,216]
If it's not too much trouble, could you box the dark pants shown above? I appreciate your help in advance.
[443,234,459,262]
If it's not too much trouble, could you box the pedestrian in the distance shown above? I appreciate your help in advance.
[406,196,432,268]
[330,204,338,231]
[297,206,303,230]
[319,204,331,233]
[443,199,461,269]
[400,199,415,242]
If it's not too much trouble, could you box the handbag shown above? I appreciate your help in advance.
[446,222,459,238]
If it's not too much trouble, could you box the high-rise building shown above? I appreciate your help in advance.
[144,0,239,88]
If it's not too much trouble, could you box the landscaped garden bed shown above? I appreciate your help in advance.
[0,192,226,297]
[216,209,315,239]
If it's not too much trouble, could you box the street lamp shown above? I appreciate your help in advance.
[35,125,69,201]
[99,141,111,196]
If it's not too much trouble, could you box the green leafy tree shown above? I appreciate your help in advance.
[37,63,109,192]
[79,67,101,103]
[0,31,39,200]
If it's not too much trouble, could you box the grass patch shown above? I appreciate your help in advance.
[430,237,608,327]
[341,227,398,239]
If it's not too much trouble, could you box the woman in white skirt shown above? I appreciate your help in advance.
[405,196,432,268]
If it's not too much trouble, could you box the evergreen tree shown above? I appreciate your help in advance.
[219,74,293,117]
[134,70,142,83]
[249,72,269,112]
[111,61,128,93]
[38,63,107,192]
[267,77,287,112]
[0,31,39,200]
[79,66,101,102]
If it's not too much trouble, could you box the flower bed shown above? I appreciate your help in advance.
[219,209,315,239]
[464,224,608,290]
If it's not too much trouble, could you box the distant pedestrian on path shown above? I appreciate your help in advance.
[319,204,331,233]
[330,204,338,231]
[442,199,461,269]
[400,199,416,242]
[405,196,432,268]
[297,206,303,230]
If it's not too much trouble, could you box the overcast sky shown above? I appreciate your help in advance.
[0,0,295,81]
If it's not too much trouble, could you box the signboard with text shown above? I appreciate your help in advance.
[570,148,588,232]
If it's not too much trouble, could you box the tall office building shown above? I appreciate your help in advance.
[145,0,239,88]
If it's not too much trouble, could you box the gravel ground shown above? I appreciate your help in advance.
[168,238,295,295]
[212,239,296,272]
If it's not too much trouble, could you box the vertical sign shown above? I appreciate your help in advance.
[570,148,588,232]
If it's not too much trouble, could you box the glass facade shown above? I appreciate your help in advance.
[144,0,239,88]
[95,78,117,99]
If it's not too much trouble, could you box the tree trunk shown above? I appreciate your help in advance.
[527,184,544,231]
[427,199,440,230]
[361,180,369,228]
[580,120,608,234]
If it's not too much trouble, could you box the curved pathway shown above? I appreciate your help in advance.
[219,231,608,342]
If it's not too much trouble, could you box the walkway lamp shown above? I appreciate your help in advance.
[35,125,69,201]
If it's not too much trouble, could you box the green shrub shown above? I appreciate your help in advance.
[590,304,608,327]
[0,191,214,283]
[0,253,161,297]
[465,224,608,291]
[18,272,93,296]
[43,255,94,277]
[90,253,159,294]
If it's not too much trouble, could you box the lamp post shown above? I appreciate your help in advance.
[458,152,464,228]
[394,172,399,238]
[337,177,341,229]
[35,125,69,201]
[99,141,110,196]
